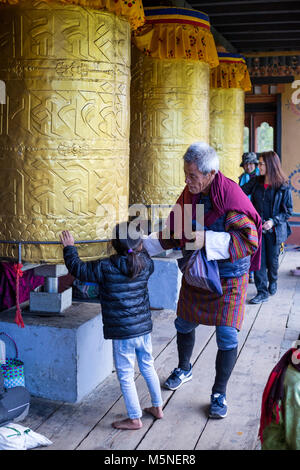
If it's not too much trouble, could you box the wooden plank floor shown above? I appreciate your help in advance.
[21,249,300,451]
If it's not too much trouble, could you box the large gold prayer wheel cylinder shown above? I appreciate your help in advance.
[210,88,245,183]
[130,53,210,207]
[0,0,134,262]
[210,52,252,183]
[130,7,218,218]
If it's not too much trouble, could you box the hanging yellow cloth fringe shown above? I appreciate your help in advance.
[0,0,145,30]
[210,52,252,91]
[132,6,219,68]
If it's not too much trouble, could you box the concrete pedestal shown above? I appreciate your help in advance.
[30,264,72,313]
[0,302,112,403]
[148,254,182,311]
[30,288,72,313]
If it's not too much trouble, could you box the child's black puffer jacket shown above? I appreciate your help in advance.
[63,246,154,340]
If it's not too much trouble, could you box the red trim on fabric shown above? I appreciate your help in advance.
[259,370,278,442]
[258,348,300,444]
[177,273,247,330]
[13,263,25,328]
[218,59,245,64]
[146,18,210,29]
[229,231,248,261]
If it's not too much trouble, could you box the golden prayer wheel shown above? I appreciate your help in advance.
[130,6,219,223]
[210,52,252,183]
[0,0,145,263]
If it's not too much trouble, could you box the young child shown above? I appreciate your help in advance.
[60,222,163,430]
[238,152,260,188]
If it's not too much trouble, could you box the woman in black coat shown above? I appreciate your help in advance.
[241,151,293,304]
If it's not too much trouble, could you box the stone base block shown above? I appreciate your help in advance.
[0,302,113,403]
[148,255,182,311]
[30,288,72,313]
[33,264,68,277]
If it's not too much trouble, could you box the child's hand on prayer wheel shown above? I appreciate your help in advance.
[60,231,75,247]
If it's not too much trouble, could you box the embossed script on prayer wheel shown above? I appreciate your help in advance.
[210,52,252,183]
[130,7,218,218]
[210,88,245,183]
[0,1,131,262]
[130,52,210,207]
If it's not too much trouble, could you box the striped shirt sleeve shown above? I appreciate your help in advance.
[225,210,259,262]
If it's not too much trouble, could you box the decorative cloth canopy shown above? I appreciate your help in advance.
[211,52,252,91]
[132,6,219,67]
[0,0,145,29]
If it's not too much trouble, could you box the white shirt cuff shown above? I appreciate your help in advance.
[205,231,230,261]
[142,233,165,257]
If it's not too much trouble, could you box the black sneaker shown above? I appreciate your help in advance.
[268,282,277,295]
[249,293,269,304]
[164,364,192,390]
[209,393,228,419]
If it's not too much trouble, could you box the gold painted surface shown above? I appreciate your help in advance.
[0,0,146,30]
[210,88,245,183]
[0,0,131,262]
[130,47,210,218]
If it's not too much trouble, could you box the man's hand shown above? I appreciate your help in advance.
[60,230,75,247]
[262,219,274,231]
[186,230,205,250]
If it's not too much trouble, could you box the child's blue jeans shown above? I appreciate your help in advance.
[113,333,163,419]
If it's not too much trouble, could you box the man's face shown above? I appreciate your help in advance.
[243,162,255,174]
[184,161,215,194]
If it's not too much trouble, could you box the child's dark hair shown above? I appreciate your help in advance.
[111,222,147,278]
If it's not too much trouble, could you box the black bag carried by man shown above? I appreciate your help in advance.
[180,248,223,296]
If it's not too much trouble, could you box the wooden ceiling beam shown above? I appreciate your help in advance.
[218,24,300,34]
[240,46,300,52]
[212,14,300,26]
[208,10,300,18]
[231,38,300,44]
[226,32,300,40]
[244,51,300,57]
[225,29,300,36]
[190,0,300,14]
[190,0,298,6]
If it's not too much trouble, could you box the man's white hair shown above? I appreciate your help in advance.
[183,142,219,174]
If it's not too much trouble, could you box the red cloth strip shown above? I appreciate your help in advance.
[146,18,210,29]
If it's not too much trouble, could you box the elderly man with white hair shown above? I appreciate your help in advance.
[144,142,262,419]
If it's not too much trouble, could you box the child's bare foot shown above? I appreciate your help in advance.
[112,418,142,430]
[143,406,164,419]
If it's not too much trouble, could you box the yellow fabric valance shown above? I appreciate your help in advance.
[210,52,252,91]
[0,0,145,30]
[132,6,219,68]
